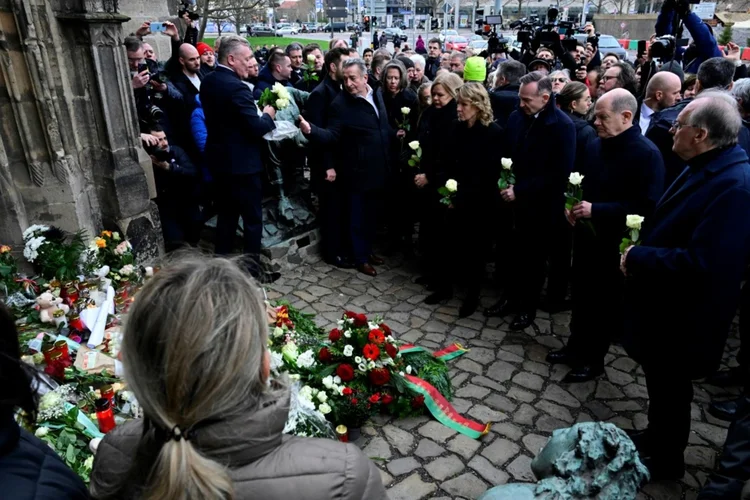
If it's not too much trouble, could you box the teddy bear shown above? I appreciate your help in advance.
[36,292,70,323]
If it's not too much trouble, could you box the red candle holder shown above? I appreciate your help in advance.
[95,398,116,434]
[44,351,66,379]
[100,384,115,406]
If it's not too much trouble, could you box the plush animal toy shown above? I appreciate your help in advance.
[37,292,70,323]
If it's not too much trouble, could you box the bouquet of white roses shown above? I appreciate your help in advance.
[258,82,291,111]
[620,214,645,254]
[438,179,458,206]
[497,158,515,190]
[407,141,422,169]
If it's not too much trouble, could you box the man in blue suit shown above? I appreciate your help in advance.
[200,35,277,278]
[622,92,750,480]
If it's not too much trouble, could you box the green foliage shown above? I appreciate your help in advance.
[36,407,94,484]
[35,231,87,281]
[718,24,734,46]
[402,351,453,401]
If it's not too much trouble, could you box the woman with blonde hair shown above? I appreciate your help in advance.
[415,72,463,293]
[89,256,386,500]
[425,82,503,317]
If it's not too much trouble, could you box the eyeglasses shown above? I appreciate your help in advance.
[670,120,691,131]
[551,78,568,83]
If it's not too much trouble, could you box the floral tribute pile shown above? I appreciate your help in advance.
[268,304,491,440]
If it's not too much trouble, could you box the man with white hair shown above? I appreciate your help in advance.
[409,54,430,93]
[622,92,750,480]
[639,71,682,134]
[548,89,664,383]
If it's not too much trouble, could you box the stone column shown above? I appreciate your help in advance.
[0,0,161,262]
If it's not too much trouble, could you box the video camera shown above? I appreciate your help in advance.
[178,1,200,21]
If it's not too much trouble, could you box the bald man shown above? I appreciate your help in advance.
[640,71,682,134]
[547,88,665,383]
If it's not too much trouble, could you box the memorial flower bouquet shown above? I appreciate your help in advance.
[259,82,292,111]
[620,214,645,254]
[83,231,138,286]
[407,141,422,170]
[438,179,458,206]
[302,54,319,83]
[22,225,86,281]
[497,158,515,190]
[0,244,18,294]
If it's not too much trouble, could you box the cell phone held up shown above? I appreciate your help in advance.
[150,22,167,33]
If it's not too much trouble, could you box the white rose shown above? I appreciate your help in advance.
[281,342,298,362]
[119,264,134,276]
[367,360,376,369]
[317,391,328,403]
[399,371,405,376]
[322,376,334,389]
[272,82,284,94]
[112,232,121,241]
[626,214,645,230]
[568,172,585,186]
[273,326,284,338]
[35,427,49,438]
[343,330,351,338]
[299,385,314,401]
[386,335,395,343]
[307,54,316,64]
[333,376,342,384]
[276,98,289,109]
[343,344,354,356]
[401,107,411,115]
[501,158,513,170]
[358,363,367,372]
[445,179,458,192]
[318,403,332,415]
[409,140,420,151]
[406,365,412,374]
[296,349,316,369]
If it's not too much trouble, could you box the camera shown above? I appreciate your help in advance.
[144,142,171,162]
[178,1,200,21]
[650,35,676,60]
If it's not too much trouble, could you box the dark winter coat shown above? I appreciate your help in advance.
[0,415,89,500]
[200,66,275,176]
[253,65,292,101]
[489,83,520,128]
[303,75,342,183]
[418,100,458,191]
[623,145,750,379]
[566,111,600,177]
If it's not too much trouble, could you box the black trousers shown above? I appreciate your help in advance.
[735,281,750,371]
[349,191,377,265]
[418,195,447,279]
[156,196,201,253]
[507,219,554,315]
[546,214,573,304]
[643,362,694,461]
[318,180,349,261]
[566,234,623,366]
[214,173,263,261]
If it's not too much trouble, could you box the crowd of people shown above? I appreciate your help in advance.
[5,2,750,497]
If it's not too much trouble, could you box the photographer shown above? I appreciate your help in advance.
[125,36,176,133]
[655,0,722,74]
[145,125,201,251]
[517,10,580,77]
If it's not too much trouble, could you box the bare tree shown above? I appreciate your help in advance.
[197,0,269,38]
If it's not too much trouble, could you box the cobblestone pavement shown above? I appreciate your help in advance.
[266,253,742,500]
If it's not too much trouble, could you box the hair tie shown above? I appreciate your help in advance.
[157,418,223,444]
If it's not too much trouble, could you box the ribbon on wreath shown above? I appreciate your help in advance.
[398,343,490,439]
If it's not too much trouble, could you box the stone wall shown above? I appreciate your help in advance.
[0,0,162,265]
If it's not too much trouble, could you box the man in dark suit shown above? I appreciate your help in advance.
[485,72,576,330]
[622,92,750,480]
[300,58,396,276]
[200,35,277,278]
[547,89,665,383]
[302,48,350,268]
[489,59,526,127]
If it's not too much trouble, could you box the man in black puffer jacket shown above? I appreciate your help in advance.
[490,60,526,128]
[0,302,89,500]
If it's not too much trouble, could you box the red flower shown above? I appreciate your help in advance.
[318,347,332,363]
[329,328,342,342]
[368,329,386,345]
[412,395,425,409]
[351,398,358,405]
[336,363,355,382]
[344,311,368,327]
[379,323,392,336]
[382,394,393,405]
[363,344,380,361]
[385,343,398,359]
[343,387,353,396]
[369,393,381,403]
[369,368,391,386]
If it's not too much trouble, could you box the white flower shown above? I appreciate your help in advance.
[114,241,131,255]
[145,266,154,277]
[322,375,334,389]
[343,344,354,357]
[409,140,420,151]
[501,158,513,170]
[386,336,395,343]
[272,82,285,94]
[368,322,380,330]
[23,236,46,263]
[299,385,314,401]
[406,365,412,374]
[23,224,49,240]
[354,356,363,364]
[358,363,368,372]
[273,326,284,338]
[270,351,284,371]
[401,107,411,115]
[445,179,458,192]
[568,172,585,186]
[289,373,300,381]
[281,342,299,362]
[35,427,49,438]
[343,330,351,338]
[367,360,376,369]
[318,403,332,415]
[276,98,289,109]
[83,455,94,470]
[337,319,345,327]
[626,214,645,230]
[399,371,405,376]
[317,391,328,403]
[112,232,121,241]
[119,264,134,276]
[307,54,316,64]
[296,349,316,369]
[333,376,342,384]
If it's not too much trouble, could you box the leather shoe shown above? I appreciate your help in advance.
[326,256,354,269]
[546,348,573,365]
[510,313,534,330]
[459,295,480,318]
[641,456,685,481]
[705,366,747,387]
[368,254,385,266]
[357,263,377,277]
[563,364,604,383]
[708,398,741,422]
[484,299,514,317]
[425,288,453,305]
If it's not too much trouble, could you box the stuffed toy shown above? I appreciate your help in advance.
[37,292,70,323]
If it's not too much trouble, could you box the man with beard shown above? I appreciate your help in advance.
[424,38,442,80]
[486,72,576,330]
[196,42,216,77]
[639,71,682,134]
[300,59,395,277]
[296,44,324,91]
[286,42,304,86]
[368,52,391,91]
[301,48,351,268]
[253,51,293,100]
[547,89,664,382]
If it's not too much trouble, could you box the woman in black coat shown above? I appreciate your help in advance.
[0,303,89,499]
[424,82,503,318]
[379,60,420,255]
[414,72,463,290]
